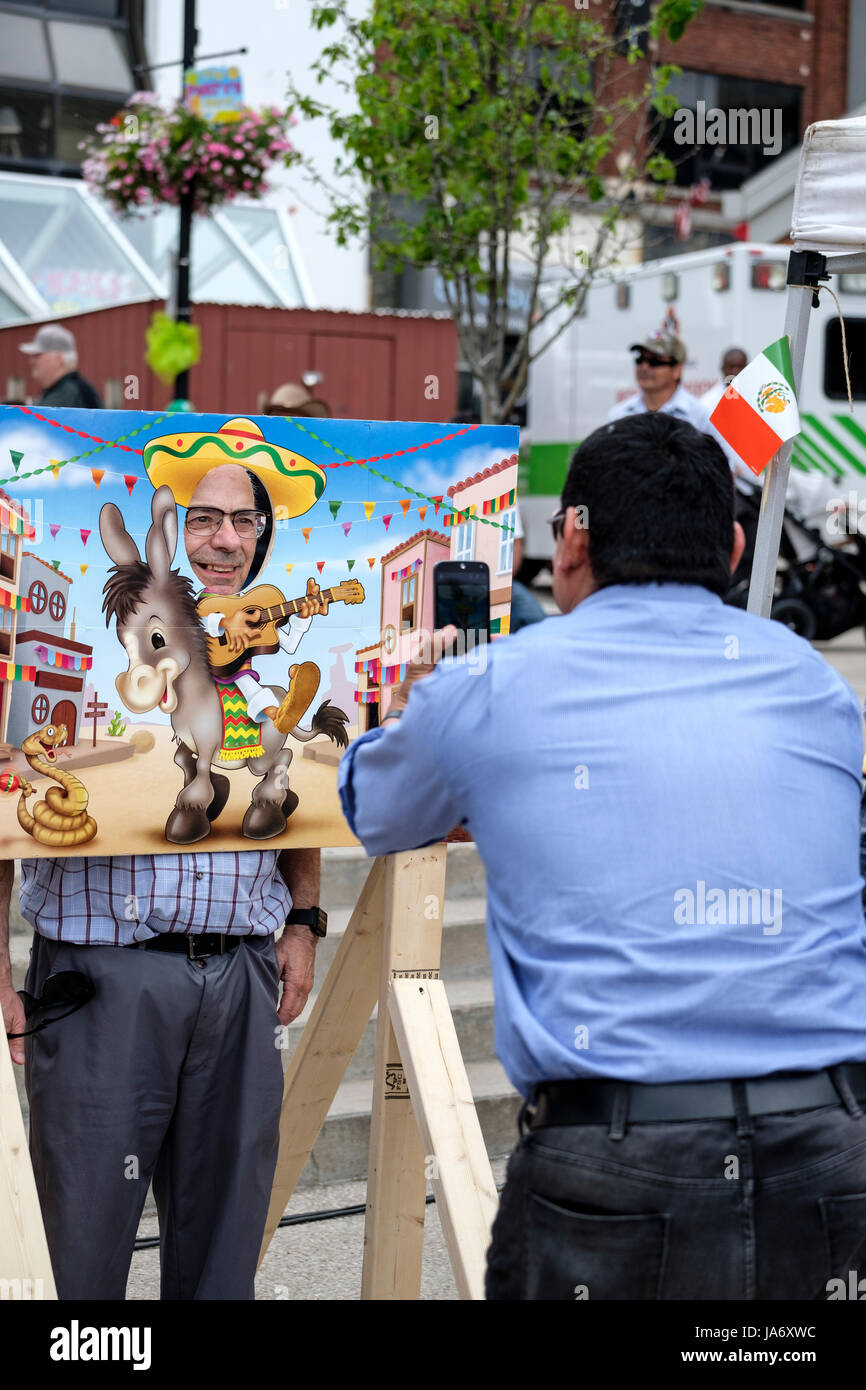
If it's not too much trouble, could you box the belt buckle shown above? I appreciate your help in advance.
[187,936,212,961]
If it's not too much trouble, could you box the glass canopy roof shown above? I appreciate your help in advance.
[0,171,309,326]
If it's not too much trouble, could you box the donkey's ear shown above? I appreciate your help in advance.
[99,503,140,566]
[146,485,178,580]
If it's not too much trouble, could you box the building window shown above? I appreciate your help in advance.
[49,588,66,622]
[825,319,866,401]
[497,509,516,575]
[31,693,49,724]
[454,520,476,562]
[400,573,417,631]
[29,578,47,614]
[383,624,396,655]
[654,71,803,192]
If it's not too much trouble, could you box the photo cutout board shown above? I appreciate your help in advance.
[0,406,519,857]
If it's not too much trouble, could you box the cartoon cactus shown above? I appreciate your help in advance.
[107,710,127,738]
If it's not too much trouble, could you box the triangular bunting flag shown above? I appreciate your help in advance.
[80,529,90,546]
[347,558,355,571]
[342,521,352,537]
[50,462,61,481]
[10,450,22,473]
[382,514,393,531]
[91,469,104,488]
[316,560,325,574]
[80,564,88,576]
[285,563,294,575]
[328,500,342,520]
[49,524,60,541]
[400,499,411,518]
[418,506,427,523]
[432,496,443,513]
[51,560,60,572]
[367,557,375,569]
[363,501,375,521]
[124,475,138,496]
[302,528,312,544]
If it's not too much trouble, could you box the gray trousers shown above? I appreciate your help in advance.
[24,931,284,1301]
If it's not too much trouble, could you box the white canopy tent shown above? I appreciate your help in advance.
[749,116,866,617]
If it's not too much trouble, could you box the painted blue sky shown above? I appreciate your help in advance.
[0,407,518,722]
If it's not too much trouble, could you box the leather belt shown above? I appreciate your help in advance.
[528,1065,866,1127]
[129,934,242,960]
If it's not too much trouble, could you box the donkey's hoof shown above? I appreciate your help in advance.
[165,806,212,844]
[242,802,288,840]
[283,789,300,820]
[206,773,231,823]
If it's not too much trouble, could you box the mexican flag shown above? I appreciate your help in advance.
[709,336,800,476]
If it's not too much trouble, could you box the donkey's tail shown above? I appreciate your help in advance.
[290,699,350,747]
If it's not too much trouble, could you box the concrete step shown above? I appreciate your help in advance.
[314,894,488,980]
[284,975,495,1081]
[321,842,486,910]
[293,1058,520,1188]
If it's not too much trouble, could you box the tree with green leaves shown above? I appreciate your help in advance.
[291,0,702,422]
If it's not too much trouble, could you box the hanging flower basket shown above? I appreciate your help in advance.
[81,92,299,217]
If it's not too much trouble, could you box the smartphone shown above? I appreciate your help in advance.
[433,561,490,650]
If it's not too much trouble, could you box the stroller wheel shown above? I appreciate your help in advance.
[771,597,817,640]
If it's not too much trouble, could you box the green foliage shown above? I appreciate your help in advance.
[107,710,127,738]
[295,0,698,419]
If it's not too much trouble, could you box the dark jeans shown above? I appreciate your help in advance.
[486,1079,866,1300]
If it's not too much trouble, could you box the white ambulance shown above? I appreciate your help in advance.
[522,241,866,575]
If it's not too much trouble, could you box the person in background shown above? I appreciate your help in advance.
[261,381,332,419]
[338,411,866,1301]
[606,330,706,430]
[700,347,753,485]
[19,324,102,409]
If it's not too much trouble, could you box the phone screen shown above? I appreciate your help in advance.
[434,564,490,645]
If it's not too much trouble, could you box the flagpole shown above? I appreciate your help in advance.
[747,254,821,618]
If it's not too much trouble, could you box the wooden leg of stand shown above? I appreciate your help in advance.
[0,1037,56,1298]
[361,846,447,1300]
[390,977,499,1301]
[258,856,386,1266]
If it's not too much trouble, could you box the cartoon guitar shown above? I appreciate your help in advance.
[199,579,366,671]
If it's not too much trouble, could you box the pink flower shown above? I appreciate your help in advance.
[210,160,221,170]
[242,179,253,189]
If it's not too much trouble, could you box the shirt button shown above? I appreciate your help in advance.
[196,872,204,880]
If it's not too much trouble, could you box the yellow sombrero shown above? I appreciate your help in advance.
[142,417,327,520]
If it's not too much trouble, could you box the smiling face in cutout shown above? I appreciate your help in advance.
[183,465,260,595]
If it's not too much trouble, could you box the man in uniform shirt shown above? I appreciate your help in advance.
[606,330,707,430]
[0,458,327,1301]
[338,411,866,1300]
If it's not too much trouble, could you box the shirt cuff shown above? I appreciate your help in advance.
[337,727,387,836]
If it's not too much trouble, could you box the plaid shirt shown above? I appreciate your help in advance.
[19,852,292,944]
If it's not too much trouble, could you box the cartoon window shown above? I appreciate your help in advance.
[29,579,47,614]
[497,508,516,574]
[31,693,49,724]
[383,624,396,654]
[454,520,475,562]
[400,573,417,631]
[49,589,66,622]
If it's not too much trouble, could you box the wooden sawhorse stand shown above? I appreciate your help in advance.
[258,845,499,1299]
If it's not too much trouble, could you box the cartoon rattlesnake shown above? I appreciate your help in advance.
[17,724,97,847]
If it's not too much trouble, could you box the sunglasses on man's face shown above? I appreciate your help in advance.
[635,353,677,368]
[7,971,95,1039]
[548,509,567,542]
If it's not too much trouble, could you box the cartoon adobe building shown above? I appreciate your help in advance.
[444,454,518,637]
[7,553,93,750]
[0,492,37,752]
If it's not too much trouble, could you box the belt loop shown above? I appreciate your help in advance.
[828,1064,865,1120]
[608,1082,629,1141]
[731,1080,754,1138]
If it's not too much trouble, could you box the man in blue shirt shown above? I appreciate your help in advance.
[339,411,866,1301]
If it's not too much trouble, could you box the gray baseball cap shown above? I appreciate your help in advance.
[19,324,76,356]
[629,330,686,364]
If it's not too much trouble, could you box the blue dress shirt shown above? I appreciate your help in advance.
[339,584,866,1097]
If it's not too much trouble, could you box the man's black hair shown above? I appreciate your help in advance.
[245,470,274,588]
[561,412,735,597]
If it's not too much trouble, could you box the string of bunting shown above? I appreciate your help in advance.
[354,689,381,704]
[33,643,93,671]
[0,661,35,683]
[391,559,422,581]
[0,587,30,613]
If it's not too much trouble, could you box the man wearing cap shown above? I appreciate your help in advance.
[19,324,102,410]
[0,418,336,1300]
[606,331,708,430]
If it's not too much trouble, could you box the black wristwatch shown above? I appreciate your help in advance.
[286,906,328,939]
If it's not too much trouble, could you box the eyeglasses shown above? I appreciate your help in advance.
[634,353,677,368]
[548,508,567,542]
[7,971,96,1039]
[184,508,267,539]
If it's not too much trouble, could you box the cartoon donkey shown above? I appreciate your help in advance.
[99,485,348,845]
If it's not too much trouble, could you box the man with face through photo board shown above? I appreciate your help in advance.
[0,417,335,1301]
